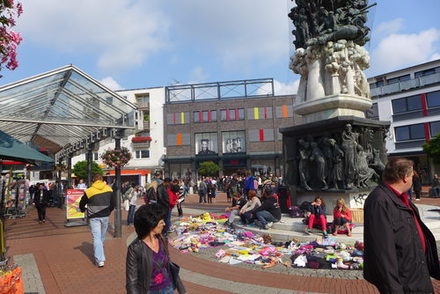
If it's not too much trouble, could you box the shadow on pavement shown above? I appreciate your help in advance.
[73,241,95,264]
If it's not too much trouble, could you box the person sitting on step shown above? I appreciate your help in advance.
[332,198,352,236]
[305,196,328,237]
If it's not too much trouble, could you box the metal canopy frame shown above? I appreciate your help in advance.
[0,65,138,159]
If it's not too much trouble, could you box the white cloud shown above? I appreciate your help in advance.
[370,28,440,74]
[374,18,404,37]
[166,0,291,70]
[17,0,169,72]
[100,76,123,91]
[257,79,299,96]
[188,66,209,83]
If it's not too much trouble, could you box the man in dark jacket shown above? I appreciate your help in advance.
[79,174,115,268]
[253,185,281,230]
[34,183,50,224]
[364,157,440,293]
[156,178,171,232]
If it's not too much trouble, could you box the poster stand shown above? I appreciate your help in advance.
[64,189,87,227]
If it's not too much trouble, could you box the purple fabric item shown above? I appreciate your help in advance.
[148,241,172,291]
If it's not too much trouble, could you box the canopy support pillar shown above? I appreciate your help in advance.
[114,130,122,238]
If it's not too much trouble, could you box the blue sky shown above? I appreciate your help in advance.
[1,0,439,95]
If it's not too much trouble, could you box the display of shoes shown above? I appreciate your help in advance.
[305,229,312,235]
[336,258,349,269]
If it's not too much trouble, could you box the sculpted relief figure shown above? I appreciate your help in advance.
[341,124,359,189]
[297,138,312,191]
[309,141,328,190]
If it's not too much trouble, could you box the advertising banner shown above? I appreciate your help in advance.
[66,189,85,220]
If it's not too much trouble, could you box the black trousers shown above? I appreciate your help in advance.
[36,205,46,221]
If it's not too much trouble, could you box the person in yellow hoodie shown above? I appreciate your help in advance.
[79,174,115,268]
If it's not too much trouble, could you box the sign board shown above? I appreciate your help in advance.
[66,189,85,220]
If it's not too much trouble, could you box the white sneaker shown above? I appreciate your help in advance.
[267,222,274,228]
[98,261,105,268]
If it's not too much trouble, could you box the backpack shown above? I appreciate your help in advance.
[146,187,157,204]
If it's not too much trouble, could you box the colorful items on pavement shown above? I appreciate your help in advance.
[169,212,364,270]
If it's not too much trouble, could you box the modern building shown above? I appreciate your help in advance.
[72,86,166,185]
[367,59,440,184]
[163,78,298,178]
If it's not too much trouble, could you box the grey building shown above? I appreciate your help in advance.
[163,78,297,178]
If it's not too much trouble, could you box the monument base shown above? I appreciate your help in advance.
[293,94,372,124]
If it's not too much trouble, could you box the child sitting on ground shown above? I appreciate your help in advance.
[332,198,352,236]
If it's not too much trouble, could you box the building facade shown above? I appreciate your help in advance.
[72,87,166,185]
[163,78,297,178]
[367,59,440,184]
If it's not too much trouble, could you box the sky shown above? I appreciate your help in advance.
[1,0,440,95]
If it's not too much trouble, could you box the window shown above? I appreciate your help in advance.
[166,112,189,125]
[365,103,379,119]
[430,121,440,137]
[276,105,293,118]
[136,131,150,137]
[392,96,422,113]
[222,131,246,153]
[220,108,245,121]
[136,94,150,106]
[427,91,440,108]
[93,152,99,160]
[249,129,275,142]
[135,150,150,159]
[395,124,425,141]
[247,107,273,120]
[105,97,113,104]
[193,110,217,123]
[415,67,439,78]
[195,133,218,155]
[387,74,411,85]
[375,80,385,87]
[167,133,190,146]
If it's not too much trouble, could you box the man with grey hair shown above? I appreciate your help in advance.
[364,157,440,293]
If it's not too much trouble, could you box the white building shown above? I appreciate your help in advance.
[72,86,166,185]
[367,59,440,184]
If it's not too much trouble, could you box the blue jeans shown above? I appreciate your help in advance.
[89,217,109,264]
[149,285,174,294]
[164,208,172,233]
[127,205,136,225]
[256,210,278,226]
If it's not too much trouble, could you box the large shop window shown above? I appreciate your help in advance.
[135,150,150,159]
[220,108,245,121]
[193,110,217,123]
[195,133,218,155]
[166,112,190,125]
[275,105,293,118]
[392,96,422,114]
[395,124,425,141]
[249,129,275,142]
[222,131,246,153]
[427,91,440,108]
[247,107,273,120]
[167,133,190,146]
[430,121,440,137]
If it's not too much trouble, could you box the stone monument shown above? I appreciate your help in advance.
[281,0,388,208]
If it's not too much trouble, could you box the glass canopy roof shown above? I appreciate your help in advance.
[0,65,137,153]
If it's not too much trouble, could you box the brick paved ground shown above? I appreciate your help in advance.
[4,193,440,293]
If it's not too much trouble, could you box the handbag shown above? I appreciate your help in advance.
[123,199,130,211]
[168,261,180,287]
[159,235,186,293]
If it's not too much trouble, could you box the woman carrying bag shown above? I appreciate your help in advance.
[126,204,185,294]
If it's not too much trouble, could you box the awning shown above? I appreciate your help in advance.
[0,130,54,163]
[106,169,150,176]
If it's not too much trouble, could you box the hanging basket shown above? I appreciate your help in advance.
[101,147,132,168]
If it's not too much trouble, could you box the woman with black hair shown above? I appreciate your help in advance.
[126,204,185,294]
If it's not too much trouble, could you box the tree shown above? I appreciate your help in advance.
[423,134,440,164]
[198,161,220,177]
[72,160,103,180]
[0,0,23,74]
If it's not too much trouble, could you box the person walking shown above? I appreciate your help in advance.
[34,183,50,224]
[156,178,171,233]
[126,184,141,226]
[79,174,115,268]
[433,174,440,197]
[126,204,185,294]
[198,179,207,203]
[413,170,422,201]
[364,158,440,293]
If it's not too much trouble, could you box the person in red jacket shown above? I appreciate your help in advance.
[164,179,179,234]
[332,198,352,236]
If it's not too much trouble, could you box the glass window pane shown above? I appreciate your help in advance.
[238,108,245,120]
[222,131,246,153]
[230,109,236,120]
[202,111,208,122]
[407,96,422,111]
[427,91,440,108]
[211,110,217,122]
[194,111,199,123]
[410,124,425,139]
[392,98,407,113]
[395,127,410,141]
[220,110,227,121]
[195,133,218,154]
[430,121,440,137]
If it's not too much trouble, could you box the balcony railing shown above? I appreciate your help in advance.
[143,121,150,129]
[371,72,440,97]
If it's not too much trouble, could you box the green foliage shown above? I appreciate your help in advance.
[198,161,220,176]
[72,160,103,180]
[144,114,150,121]
[423,134,440,164]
